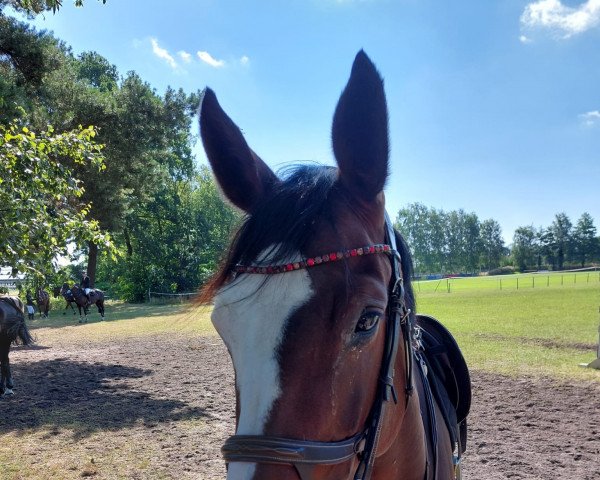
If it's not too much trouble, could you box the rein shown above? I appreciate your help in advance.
[220,214,422,480]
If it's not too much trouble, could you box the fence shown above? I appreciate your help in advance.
[148,291,197,303]
[413,270,600,294]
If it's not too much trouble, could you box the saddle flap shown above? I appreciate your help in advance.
[415,314,471,425]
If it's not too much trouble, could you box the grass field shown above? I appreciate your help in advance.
[415,278,599,380]
[24,275,600,381]
[27,302,215,344]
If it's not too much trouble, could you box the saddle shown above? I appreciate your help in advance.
[415,314,471,461]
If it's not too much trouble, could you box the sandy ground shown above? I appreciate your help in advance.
[1,334,599,479]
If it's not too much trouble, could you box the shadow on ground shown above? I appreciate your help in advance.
[0,357,208,439]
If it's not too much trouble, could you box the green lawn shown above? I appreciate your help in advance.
[416,282,600,379]
[27,301,215,344]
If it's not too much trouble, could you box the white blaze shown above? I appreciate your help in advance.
[211,248,313,479]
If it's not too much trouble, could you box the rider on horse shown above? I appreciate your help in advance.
[80,271,91,303]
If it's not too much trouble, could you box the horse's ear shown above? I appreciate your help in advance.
[332,50,389,202]
[200,88,279,213]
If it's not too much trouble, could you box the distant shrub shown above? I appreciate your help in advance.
[487,266,515,276]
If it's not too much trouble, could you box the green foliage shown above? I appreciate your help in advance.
[511,225,538,271]
[0,0,107,16]
[572,212,597,267]
[0,14,203,283]
[0,119,113,277]
[395,203,506,274]
[511,213,599,271]
[97,166,240,302]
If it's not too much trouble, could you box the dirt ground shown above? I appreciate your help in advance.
[1,334,599,479]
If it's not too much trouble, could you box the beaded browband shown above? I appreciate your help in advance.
[233,244,394,275]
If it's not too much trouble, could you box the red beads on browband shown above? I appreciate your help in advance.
[233,244,393,275]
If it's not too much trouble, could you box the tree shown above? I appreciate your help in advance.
[0,120,112,277]
[444,210,481,273]
[0,15,61,124]
[96,166,239,302]
[395,204,507,274]
[549,212,572,270]
[1,17,201,286]
[572,212,597,267]
[479,219,505,271]
[1,0,106,16]
[14,41,200,283]
[511,226,537,271]
[395,203,435,274]
[462,211,481,273]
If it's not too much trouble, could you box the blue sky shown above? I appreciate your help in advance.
[20,0,600,242]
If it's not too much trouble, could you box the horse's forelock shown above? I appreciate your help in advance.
[200,164,338,303]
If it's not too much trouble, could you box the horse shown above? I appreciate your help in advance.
[198,51,471,480]
[0,296,34,396]
[55,283,77,315]
[70,285,105,323]
[35,287,50,318]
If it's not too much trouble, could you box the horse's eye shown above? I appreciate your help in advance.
[355,311,381,333]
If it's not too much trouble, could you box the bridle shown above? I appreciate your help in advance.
[220,213,418,480]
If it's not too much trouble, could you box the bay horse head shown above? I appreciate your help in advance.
[200,51,439,480]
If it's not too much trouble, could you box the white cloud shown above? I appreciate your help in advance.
[197,51,225,68]
[150,38,177,69]
[519,34,532,43]
[178,50,192,64]
[240,55,250,66]
[579,110,600,126]
[520,0,600,38]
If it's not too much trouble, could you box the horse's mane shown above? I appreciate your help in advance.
[199,163,416,314]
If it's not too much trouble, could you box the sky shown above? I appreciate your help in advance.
[17,0,600,243]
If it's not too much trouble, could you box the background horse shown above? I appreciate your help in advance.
[55,283,76,315]
[70,285,105,323]
[0,296,34,396]
[199,51,469,480]
[35,287,50,318]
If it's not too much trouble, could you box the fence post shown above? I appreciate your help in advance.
[587,273,590,283]
[547,275,549,287]
[517,277,519,290]
[499,279,502,290]
[574,274,576,284]
[533,276,535,288]
[561,275,563,286]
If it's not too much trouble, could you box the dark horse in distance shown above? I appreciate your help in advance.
[0,296,34,396]
[36,287,50,318]
[199,51,471,479]
[54,284,76,315]
[68,284,105,323]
